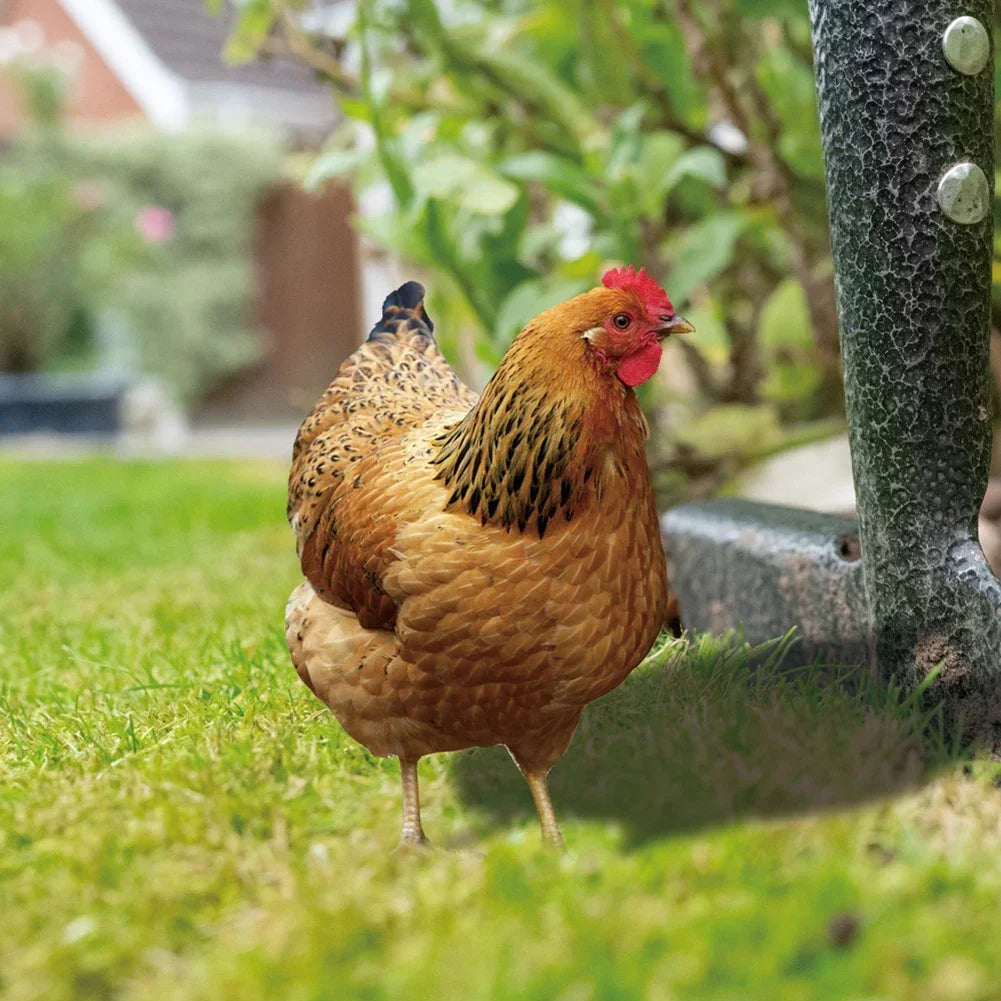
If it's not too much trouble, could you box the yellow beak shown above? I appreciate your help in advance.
[655,314,695,337]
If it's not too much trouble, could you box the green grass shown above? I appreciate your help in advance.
[2,458,1001,1001]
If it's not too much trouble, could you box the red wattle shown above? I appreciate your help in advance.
[616,341,663,387]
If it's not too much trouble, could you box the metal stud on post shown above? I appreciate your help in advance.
[936,162,990,224]
[942,15,990,76]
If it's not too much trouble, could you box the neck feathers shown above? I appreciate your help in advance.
[431,337,647,538]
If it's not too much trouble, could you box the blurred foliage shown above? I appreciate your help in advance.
[0,59,283,403]
[52,128,285,403]
[228,0,843,501]
[227,1,1001,499]
[0,144,130,374]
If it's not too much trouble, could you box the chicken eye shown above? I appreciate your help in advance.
[613,313,631,330]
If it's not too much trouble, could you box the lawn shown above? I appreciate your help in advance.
[2,458,1000,1001]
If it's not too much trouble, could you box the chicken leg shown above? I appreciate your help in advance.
[522,768,565,850]
[398,757,429,847]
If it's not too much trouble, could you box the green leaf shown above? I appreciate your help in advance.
[605,102,648,179]
[612,101,648,142]
[758,278,813,352]
[630,131,684,214]
[406,0,600,151]
[680,300,730,362]
[458,174,521,216]
[674,404,782,459]
[736,0,807,18]
[412,154,519,216]
[666,213,746,305]
[493,277,590,344]
[756,45,824,181]
[663,146,727,193]
[498,153,603,213]
[631,14,706,125]
[305,148,368,189]
[572,0,635,104]
[761,361,823,404]
[469,47,600,150]
[223,1,277,64]
[339,98,372,123]
[620,136,727,219]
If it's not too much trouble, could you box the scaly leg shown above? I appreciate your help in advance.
[522,768,565,851]
[398,757,429,847]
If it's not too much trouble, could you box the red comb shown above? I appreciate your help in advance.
[601,265,674,316]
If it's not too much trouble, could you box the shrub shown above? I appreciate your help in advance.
[0,59,285,403]
[228,0,841,501]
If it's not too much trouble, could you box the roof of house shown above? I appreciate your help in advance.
[113,0,322,95]
[58,0,336,136]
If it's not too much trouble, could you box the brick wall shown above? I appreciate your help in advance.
[0,0,143,135]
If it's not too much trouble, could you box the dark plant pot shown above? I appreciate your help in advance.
[0,374,128,435]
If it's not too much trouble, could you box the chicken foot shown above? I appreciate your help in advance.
[398,757,429,847]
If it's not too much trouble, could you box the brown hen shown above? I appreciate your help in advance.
[286,268,692,848]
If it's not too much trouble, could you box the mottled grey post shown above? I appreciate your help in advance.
[809,0,1001,737]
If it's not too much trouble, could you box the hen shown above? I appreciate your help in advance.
[286,267,692,848]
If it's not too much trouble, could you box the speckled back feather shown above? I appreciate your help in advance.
[288,283,476,628]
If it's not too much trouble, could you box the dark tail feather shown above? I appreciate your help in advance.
[368,280,434,340]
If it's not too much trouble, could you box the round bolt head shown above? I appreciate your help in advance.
[942,16,990,76]
[937,162,990,224]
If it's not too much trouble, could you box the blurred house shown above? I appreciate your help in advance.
[0,0,364,421]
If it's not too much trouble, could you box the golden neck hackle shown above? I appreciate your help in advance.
[432,313,649,539]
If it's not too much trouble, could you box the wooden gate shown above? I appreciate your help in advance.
[200,181,363,422]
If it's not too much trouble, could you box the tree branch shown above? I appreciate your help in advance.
[255,7,360,96]
[674,0,841,403]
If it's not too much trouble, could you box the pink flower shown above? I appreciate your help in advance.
[134,205,175,244]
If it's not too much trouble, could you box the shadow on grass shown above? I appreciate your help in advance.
[449,632,957,846]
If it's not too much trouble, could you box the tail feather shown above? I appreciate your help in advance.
[369,280,434,340]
